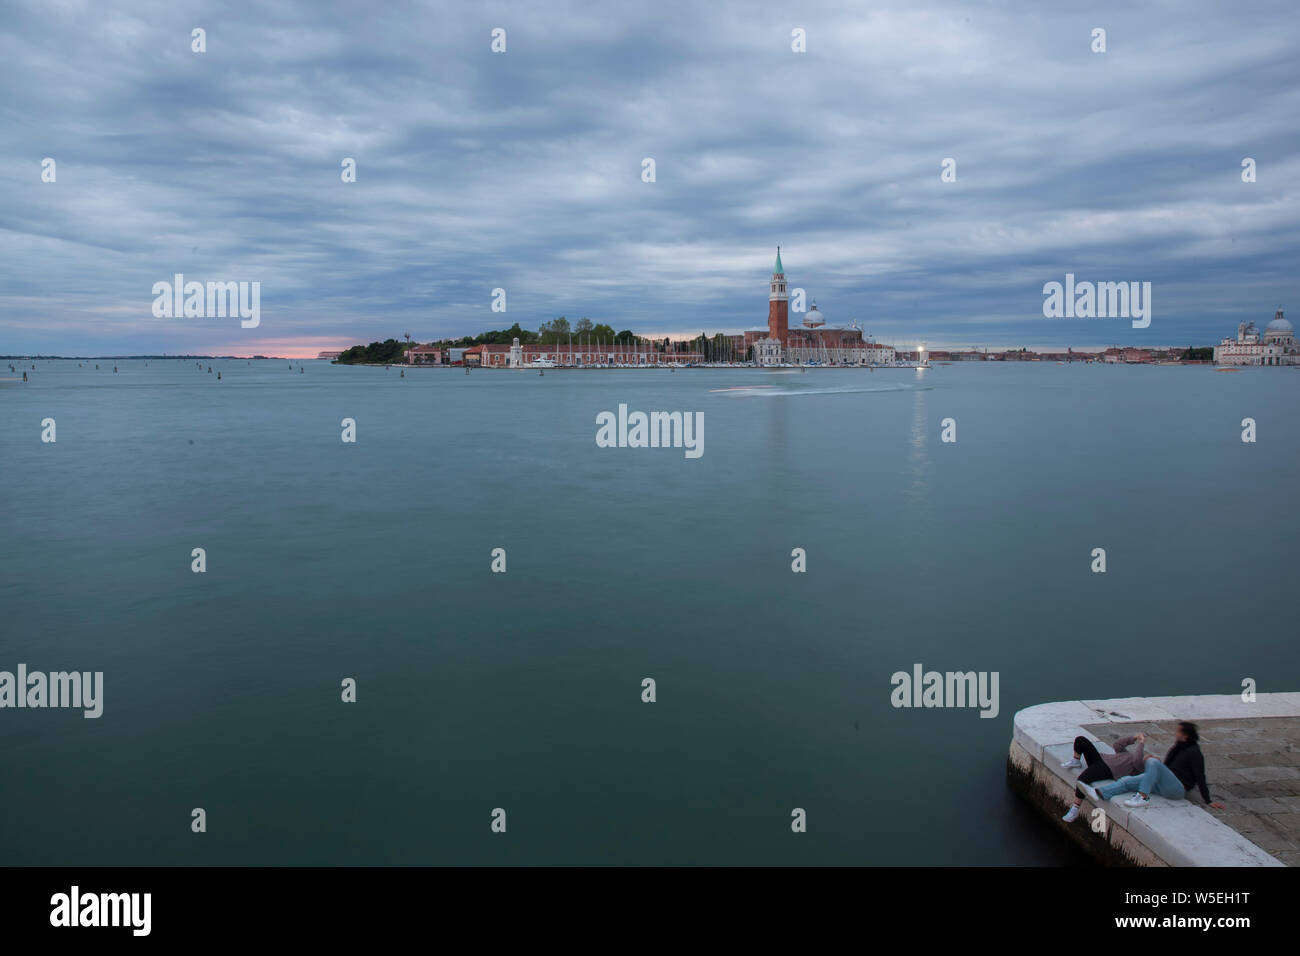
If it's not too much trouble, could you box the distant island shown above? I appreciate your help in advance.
[332,252,1250,368]
[333,318,1219,368]
[335,319,646,365]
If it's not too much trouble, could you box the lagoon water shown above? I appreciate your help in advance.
[2,360,1297,865]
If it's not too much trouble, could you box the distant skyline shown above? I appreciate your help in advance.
[3,0,1298,358]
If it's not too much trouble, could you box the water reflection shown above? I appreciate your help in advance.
[904,370,931,514]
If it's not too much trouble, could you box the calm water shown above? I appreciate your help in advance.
[2,360,1297,865]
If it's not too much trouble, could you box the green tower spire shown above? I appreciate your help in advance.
[774,246,784,274]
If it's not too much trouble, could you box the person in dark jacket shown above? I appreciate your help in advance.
[1059,733,1147,822]
[1079,722,1227,810]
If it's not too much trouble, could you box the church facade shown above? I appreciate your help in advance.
[1213,310,1297,365]
[742,249,895,366]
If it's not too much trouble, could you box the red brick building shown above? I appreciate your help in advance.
[406,345,444,364]
[742,249,895,365]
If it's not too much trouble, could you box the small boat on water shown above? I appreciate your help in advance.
[1215,367,1242,372]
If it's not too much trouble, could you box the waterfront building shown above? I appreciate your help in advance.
[1213,310,1297,365]
[462,339,705,368]
[741,249,896,365]
[1098,347,1155,364]
[406,345,444,364]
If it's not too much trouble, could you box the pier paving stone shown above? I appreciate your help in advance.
[1081,715,1300,865]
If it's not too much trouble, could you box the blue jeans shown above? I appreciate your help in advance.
[1097,758,1186,801]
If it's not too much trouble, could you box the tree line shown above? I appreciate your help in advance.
[335,324,754,364]
[451,319,642,347]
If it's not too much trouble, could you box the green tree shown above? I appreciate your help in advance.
[335,339,406,365]
[505,322,539,345]
[539,317,571,344]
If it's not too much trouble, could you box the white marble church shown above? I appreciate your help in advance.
[1214,309,1298,365]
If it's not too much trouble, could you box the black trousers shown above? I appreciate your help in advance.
[1073,735,1115,799]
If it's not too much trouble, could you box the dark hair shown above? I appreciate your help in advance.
[1177,721,1199,744]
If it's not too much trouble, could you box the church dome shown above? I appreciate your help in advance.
[803,301,825,327]
[1266,310,1292,333]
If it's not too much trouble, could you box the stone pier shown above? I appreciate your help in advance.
[1008,693,1300,866]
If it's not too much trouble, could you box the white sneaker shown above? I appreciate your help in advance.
[1077,781,1102,803]
[1123,794,1150,808]
[1061,756,1083,770]
[1062,805,1081,823]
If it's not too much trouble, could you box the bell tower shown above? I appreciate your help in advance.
[768,246,788,343]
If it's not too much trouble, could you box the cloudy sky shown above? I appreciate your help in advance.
[2,0,1297,356]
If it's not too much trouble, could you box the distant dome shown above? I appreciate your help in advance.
[1266,310,1292,334]
[803,301,825,327]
